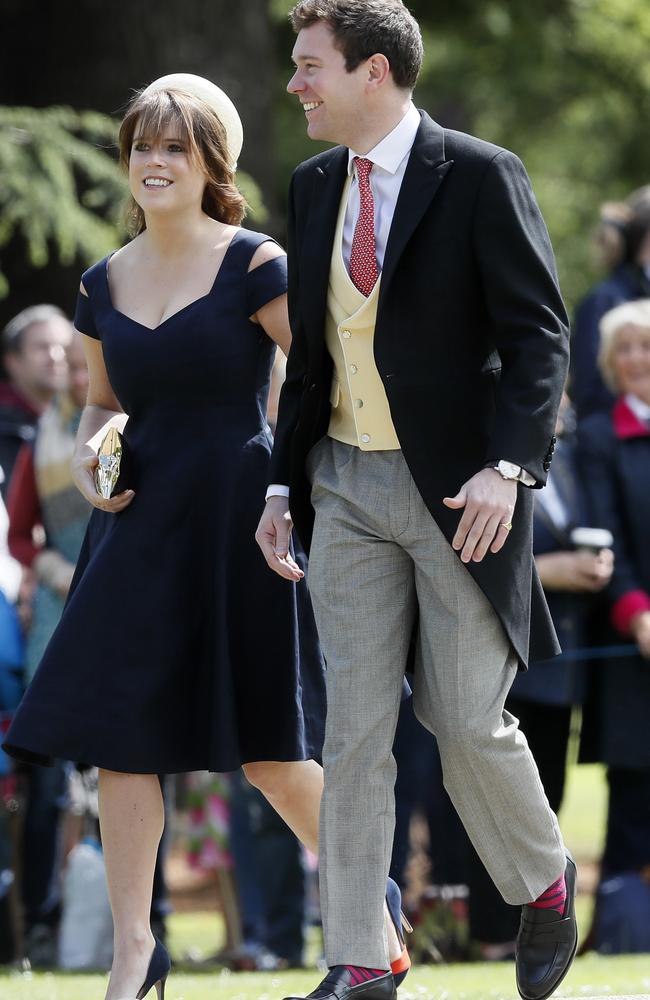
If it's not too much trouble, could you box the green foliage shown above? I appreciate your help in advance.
[0,106,126,298]
[409,0,650,308]
[271,0,292,21]
[238,172,268,224]
[0,106,265,299]
[413,0,650,306]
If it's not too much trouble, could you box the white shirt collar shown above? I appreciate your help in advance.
[347,103,421,177]
[625,392,650,422]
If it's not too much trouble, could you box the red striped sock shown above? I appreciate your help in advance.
[343,966,388,986]
[529,874,567,915]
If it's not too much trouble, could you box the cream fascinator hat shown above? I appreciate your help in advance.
[141,73,244,170]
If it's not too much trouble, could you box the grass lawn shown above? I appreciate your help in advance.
[2,763,648,999]
[1,950,649,1000]
[559,760,608,862]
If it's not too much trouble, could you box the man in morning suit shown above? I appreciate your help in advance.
[256,3,576,999]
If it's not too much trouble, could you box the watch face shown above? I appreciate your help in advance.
[498,460,521,479]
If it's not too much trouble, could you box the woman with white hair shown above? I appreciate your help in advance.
[578,297,650,950]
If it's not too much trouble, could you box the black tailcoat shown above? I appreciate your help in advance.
[270,112,569,665]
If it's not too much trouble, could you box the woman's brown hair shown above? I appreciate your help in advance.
[118,88,248,235]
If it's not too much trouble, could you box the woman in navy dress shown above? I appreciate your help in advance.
[2,75,332,999]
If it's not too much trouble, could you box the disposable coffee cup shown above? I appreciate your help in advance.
[570,526,614,553]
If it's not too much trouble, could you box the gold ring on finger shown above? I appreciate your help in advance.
[500,521,513,531]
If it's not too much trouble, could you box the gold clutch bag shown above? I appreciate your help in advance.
[95,426,125,499]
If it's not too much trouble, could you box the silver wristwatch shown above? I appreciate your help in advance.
[493,460,525,481]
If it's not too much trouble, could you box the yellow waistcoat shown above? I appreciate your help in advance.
[325,177,400,451]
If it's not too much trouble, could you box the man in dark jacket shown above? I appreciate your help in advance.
[256,4,575,999]
[571,188,650,422]
[0,305,72,496]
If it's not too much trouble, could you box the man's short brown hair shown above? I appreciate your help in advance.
[290,0,423,91]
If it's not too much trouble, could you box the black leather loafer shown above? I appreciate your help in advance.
[283,966,396,1000]
[516,852,578,1000]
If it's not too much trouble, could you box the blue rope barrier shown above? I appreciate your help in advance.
[553,643,640,663]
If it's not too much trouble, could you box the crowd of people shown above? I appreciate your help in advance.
[0,5,649,996]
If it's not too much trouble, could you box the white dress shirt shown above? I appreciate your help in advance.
[342,102,421,271]
[535,472,570,531]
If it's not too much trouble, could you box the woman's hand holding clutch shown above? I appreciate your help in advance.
[70,372,132,511]
[72,445,134,513]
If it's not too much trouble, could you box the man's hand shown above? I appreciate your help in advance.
[443,468,517,563]
[631,610,650,659]
[255,496,304,581]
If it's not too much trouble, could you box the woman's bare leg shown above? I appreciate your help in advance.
[243,759,322,852]
[98,769,164,1000]
[243,760,402,962]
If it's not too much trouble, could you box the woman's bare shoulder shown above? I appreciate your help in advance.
[248,238,286,272]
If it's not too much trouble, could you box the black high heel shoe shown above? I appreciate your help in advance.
[136,938,171,1000]
[386,878,412,988]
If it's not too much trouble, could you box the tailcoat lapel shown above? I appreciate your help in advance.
[300,146,348,341]
[379,112,453,308]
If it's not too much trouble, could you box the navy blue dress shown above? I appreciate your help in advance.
[4,228,325,773]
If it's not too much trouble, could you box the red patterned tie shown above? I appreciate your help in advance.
[350,157,378,297]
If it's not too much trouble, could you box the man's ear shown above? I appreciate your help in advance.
[366,53,391,89]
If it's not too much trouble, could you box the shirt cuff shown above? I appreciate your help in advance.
[265,484,290,501]
[611,589,650,636]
